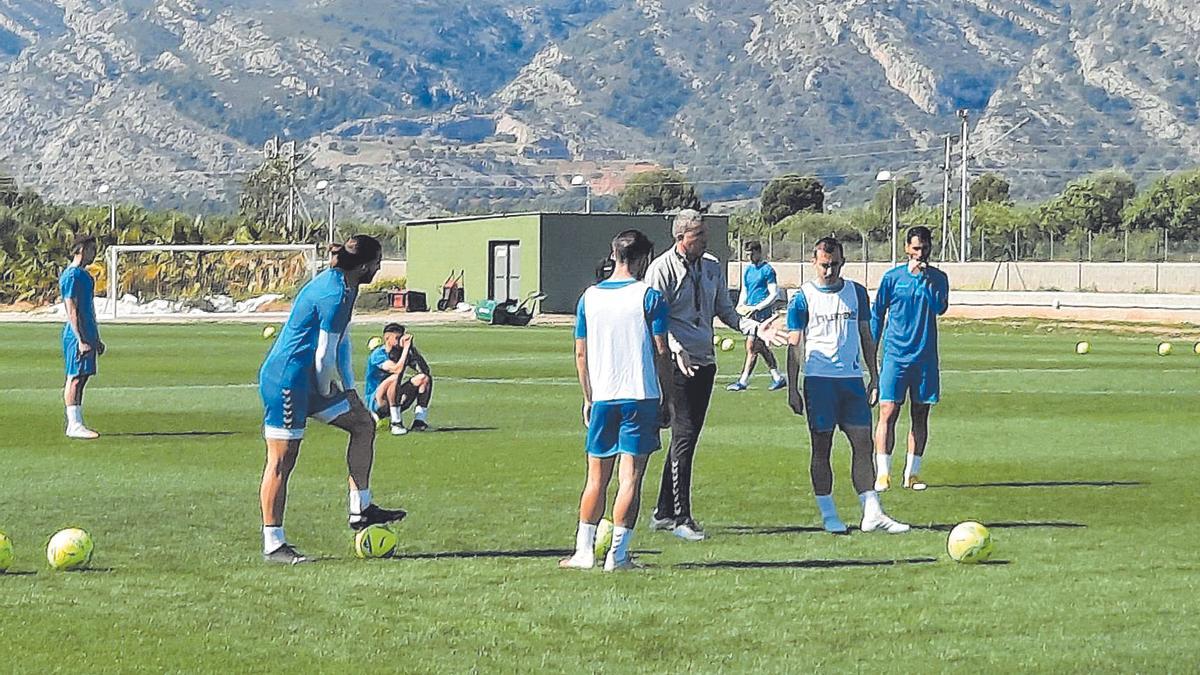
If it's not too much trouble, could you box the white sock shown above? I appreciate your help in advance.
[575,521,597,557]
[859,490,882,521]
[414,406,429,423]
[770,368,783,381]
[263,526,285,554]
[815,494,839,519]
[611,525,633,562]
[349,489,372,515]
[905,454,922,479]
[875,453,892,478]
[66,405,83,427]
[389,406,402,424]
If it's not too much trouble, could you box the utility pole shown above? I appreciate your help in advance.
[286,141,297,240]
[941,134,953,261]
[958,110,970,263]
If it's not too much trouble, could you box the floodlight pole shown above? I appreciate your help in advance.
[958,110,970,263]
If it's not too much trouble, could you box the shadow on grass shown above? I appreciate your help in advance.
[979,560,1011,566]
[933,480,1142,489]
[0,570,38,577]
[392,548,660,561]
[424,426,498,434]
[676,557,938,570]
[721,521,1086,536]
[107,431,239,438]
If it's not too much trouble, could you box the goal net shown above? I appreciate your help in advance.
[102,244,321,319]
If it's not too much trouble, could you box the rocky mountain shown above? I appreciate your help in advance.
[0,0,1197,221]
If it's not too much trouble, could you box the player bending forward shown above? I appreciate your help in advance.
[60,235,105,439]
[786,237,908,534]
[561,229,672,571]
[257,235,406,564]
[364,323,432,436]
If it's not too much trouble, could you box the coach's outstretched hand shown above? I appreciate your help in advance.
[755,314,788,348]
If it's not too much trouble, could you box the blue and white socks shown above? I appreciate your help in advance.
[816,494,848,533]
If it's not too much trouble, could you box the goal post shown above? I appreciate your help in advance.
[105,244,321,319]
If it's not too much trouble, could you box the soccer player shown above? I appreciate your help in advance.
[560,229,671,571]
[60,234,105,439]
[786,237,908,534]
[646,210,785,542]
[872,226,950,491]
[364,323,432,436]
[727,240,786,392]
[257,235,406,565]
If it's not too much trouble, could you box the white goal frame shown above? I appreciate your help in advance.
[105,244,321,319]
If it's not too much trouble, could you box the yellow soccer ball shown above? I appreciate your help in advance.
[720,337,736,352]
[1075,341,1091,355]
[261,325,278,340]
[354,525,397,559]
[594,518,614,561]
[47,528,94,571]
[947,521,993,564]
[0,531,13,572]
[1194,341,1200,355]
[1157,342,1173,356]
[367,336,384,351]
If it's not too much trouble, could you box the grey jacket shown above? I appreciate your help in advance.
[646,247,758,367]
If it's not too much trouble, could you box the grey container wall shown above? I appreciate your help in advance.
[538,213,729,313]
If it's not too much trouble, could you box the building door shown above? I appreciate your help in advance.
[489,241,521,302]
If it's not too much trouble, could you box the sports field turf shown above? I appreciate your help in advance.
[0,320,1197,672]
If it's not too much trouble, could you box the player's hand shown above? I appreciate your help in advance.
[399,334,413,348]
[96,340,106,356]
[867,378,879,408]
[788,387,805,416]
[756,314,788,348]
[673,349,696,378]
[581,400,592,428]
[78,342,93,356]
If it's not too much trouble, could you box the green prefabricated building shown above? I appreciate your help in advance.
[405,212,729,314]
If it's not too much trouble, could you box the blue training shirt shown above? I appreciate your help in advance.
[575,279,669,339]
[743,261,777,307]
[363,346,391,404]
[60,265,99,343]
[261,268,354,377]
[870,264,950,364]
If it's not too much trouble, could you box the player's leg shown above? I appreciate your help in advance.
[376,374,407,435]
[903,361,939,490]
[803,377,846,533]
[561,455,616,569]
[607,452,651,570]
[873,359,908,491]
[758,338,786,390]
[260,438,309,563]
[63,334,98,438]
[842,380,908,533]
[411,373,433,431]
[728,337,758,391]
[321,390,406,530]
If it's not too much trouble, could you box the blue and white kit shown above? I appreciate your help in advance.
[871,265,950,405]
[787,279,873,433]
[60,264,100,377]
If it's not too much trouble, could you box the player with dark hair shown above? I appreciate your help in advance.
[872,225,950,492]
[364,323,433,436]
[728,240,786,392]
[787,237,908,534]
[60,234,105,439]
[561,229,672,571]
[257,234,406,564]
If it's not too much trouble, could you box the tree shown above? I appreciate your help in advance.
[970,173,1011,205]
[1122,168,1200,238]
[616,169,702,213]
[1037,171,1136,233]
[760,174,824,226]
[871,177,921,217]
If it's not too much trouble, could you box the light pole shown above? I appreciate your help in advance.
[315,180,335,245]
[98,184,115,231]
[570,175,592,214]
[876,170,899,264]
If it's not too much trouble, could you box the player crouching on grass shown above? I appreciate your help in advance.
[60,234,105,439]
[257,235,406,565]
[364,323,432,436]
[560,229,672,572]
[785,237,909,535]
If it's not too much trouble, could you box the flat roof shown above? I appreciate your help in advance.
[405,212,727,226]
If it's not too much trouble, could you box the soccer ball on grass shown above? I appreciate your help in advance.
[946,521,993,564]
[47,528,94,571]
[261,325,278,340]
[354,525,398,559]
[0,531,13,572]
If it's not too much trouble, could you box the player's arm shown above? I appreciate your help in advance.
[934,271,950,316]
[574,295,592,425]
[750,267,780,312]
[61,273,93,354]
[857,284,880,406]
[785,294,807,415]
[645,289,674,426]
[871,274,890,344]
[408,345,431,376]
[314,293,347,396]
[337,330,356,391]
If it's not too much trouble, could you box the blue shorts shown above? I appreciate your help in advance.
[62,330,97,378]
[880,358,940,405]
[259,368,351,440]
[585,399,662,458]
[803,377,872,433]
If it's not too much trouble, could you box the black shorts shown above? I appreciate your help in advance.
[373,379,420,416]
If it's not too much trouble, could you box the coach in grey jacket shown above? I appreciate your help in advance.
[646,209,785,541]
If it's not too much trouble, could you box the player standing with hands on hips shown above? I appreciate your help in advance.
[872,226,950,492]
[646,210,786,542]
[257,235,406,565]
[60,234,105,439]
[786,237,908,534]
[561,229,671,571]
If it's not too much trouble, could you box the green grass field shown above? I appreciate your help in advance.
[1,320,1198,672]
